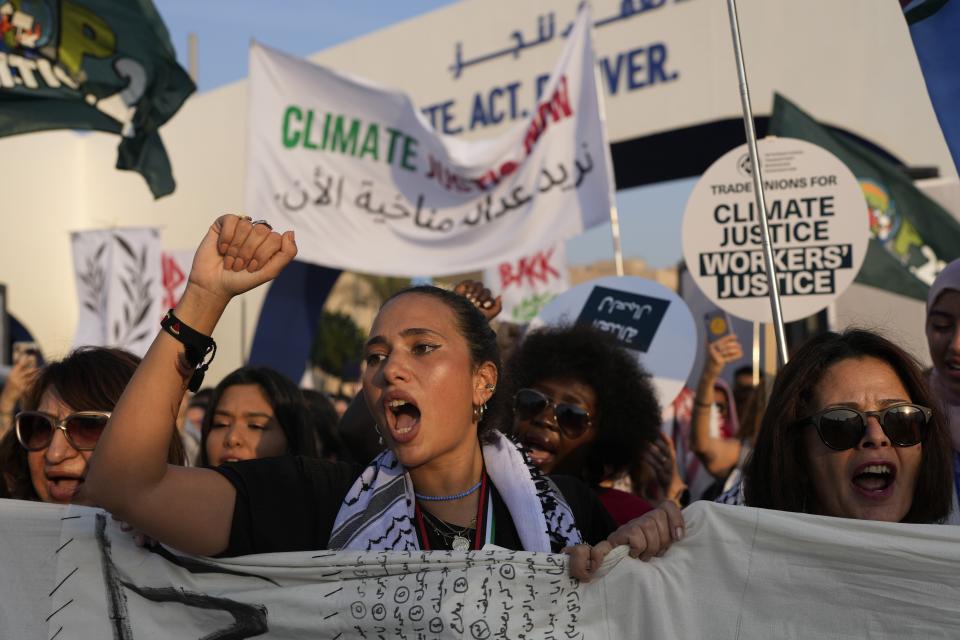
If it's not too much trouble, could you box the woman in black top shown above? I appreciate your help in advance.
[83,215,684,580]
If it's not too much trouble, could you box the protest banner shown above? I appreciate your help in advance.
[245,5,612,277]
[532,276,695,405]
[4,499,959,639]
[682,137,869,323]
[0,0,194,197]
[71,228,162,357]
[483,242,569,323]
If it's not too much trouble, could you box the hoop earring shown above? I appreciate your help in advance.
[472,402,487,422]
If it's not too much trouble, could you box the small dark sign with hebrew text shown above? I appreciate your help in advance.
[576,285,670,353]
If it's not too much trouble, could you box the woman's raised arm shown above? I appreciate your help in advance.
[82,216,296,555]
[689,334,743,478]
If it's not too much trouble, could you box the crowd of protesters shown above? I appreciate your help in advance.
[0,215,957,582]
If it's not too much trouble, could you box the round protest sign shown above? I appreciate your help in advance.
[681,137,869,323]
[531,276,696,406]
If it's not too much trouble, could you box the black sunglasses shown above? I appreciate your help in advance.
[15,411,111,451]
[514,388,592,439]
[801,403,931,451]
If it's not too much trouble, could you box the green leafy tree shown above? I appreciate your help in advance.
[311,311,366,386]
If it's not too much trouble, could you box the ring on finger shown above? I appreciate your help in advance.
[251,219,273,230]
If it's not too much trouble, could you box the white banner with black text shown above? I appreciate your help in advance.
[2,499,958,640]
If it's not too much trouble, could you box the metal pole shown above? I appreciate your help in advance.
[589,17,624,276]
[725,0,788,366]
[187,33,198,84]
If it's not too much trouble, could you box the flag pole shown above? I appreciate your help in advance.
[588,13,624,277]
[725,0,788,366]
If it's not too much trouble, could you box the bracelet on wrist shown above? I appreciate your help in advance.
[160,309,217,392]
[694,400,712,409]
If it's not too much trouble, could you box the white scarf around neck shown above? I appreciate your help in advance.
[328,431,583,552]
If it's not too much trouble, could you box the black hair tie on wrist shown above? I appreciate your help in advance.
[160,309,217,392]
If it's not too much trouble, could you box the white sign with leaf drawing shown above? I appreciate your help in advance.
[71,228,162,357]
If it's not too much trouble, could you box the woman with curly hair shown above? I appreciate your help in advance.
[505,323,664,524]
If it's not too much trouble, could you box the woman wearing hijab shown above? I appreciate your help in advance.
[925,258,960,523]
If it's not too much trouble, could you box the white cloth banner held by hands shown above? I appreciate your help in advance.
[3,500,960,639]
[245,5,611,277]
[71,227,162,357]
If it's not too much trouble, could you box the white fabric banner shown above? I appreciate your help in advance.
[483,242,569,323]
[70,228,162,357]
[3,499,959,639]
[245,6,611,277]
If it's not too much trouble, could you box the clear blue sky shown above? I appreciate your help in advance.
[153,0,690,269]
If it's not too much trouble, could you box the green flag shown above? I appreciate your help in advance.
[0,0,195,198]
[768,93,960,300]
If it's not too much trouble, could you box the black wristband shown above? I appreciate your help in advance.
[160,309,217,392]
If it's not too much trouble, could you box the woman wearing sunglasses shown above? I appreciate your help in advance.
[743,329,954,523]
[506,324,667,525]
[0,347,184,503]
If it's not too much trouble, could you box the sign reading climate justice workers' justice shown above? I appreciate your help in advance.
[532,276,696,405]
[682,137,870,323]
[245,6,611,277]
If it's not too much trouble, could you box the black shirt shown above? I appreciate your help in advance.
[213,455,616,556]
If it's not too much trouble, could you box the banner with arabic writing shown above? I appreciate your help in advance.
[245,5,611,277]
[4,500,960,639]
[71,228,161,357]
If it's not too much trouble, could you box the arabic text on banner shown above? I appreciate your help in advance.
[3,500,959,639]
[245,6,611,277]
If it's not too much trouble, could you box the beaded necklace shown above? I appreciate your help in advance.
[415,472,490,551]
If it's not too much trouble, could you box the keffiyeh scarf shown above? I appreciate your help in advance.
[329,431,583,552]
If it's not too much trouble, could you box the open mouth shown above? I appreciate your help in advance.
[851,462,896,496]
[519,429,558,468]
[386,396,421,443]
[45,475,83,503]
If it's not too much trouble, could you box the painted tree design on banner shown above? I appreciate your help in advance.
[112,235,155,347]
[77,243,108,316]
